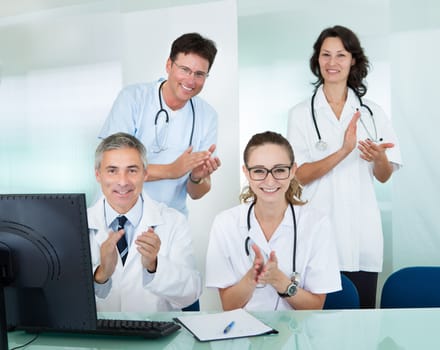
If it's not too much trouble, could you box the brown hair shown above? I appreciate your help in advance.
[169,32,217,71]
[310,25,370,97]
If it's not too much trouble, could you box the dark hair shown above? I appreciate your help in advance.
[310,25,370,97]
[95,132,147,170]
[169,32,217,70]
[240,131,305,206]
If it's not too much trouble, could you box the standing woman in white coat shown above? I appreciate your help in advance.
[287,25,402,308]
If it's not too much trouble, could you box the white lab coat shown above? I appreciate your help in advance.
[287,86,402,272]
[205,203,341,311]
[88,192,202,312]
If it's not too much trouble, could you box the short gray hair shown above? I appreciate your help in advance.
[95,132,148,170]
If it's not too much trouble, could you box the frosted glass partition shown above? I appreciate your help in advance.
[389,0,440,268]
[0,4,123,199]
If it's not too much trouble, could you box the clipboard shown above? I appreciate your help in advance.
[174,308,278,342]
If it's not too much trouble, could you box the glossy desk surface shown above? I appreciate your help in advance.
[7,308,440,349]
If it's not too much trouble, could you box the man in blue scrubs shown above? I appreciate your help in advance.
[99,33,221,216]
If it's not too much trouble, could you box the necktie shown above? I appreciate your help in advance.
[116,215,128,265]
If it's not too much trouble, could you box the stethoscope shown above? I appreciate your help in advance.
[311,87,382,151]
[153,80,195,153]
[244,201,297,277]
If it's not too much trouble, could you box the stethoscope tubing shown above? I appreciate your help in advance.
[155,80,195,150]
[310,86,380,146]
[246,201,297,273]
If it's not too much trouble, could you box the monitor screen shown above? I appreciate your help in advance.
[0,193,98,332]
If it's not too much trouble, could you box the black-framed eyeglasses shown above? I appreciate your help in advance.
[246,165,292,181]
[172,61,209,80]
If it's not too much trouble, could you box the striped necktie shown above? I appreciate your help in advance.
[116,215,128,265]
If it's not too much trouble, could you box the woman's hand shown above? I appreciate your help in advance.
[255,251,291,293]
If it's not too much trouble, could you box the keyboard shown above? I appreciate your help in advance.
[94,318,181,338]
[18,319,181,339]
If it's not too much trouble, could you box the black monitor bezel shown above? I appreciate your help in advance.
[0,193,97,333]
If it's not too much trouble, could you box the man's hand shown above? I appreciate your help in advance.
[170,146,211,179]
[190,144,221,181]
[94,229,125,283]
[135,227,161,272]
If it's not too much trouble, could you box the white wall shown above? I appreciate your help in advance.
[390,0,440,268]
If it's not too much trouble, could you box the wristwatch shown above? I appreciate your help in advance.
[278,279,299,298]
[189,173,204,184]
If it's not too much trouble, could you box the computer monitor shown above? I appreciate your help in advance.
[0,193,97,345]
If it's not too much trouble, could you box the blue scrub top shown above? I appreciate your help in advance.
[99,79,218,216]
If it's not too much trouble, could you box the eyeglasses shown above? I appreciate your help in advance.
[246,165,292,181]
[173,62,209,80]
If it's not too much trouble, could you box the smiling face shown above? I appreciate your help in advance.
[95,147,147,214]
[318,36,355,85]
[243,143,295,205]
[164,52,209,109]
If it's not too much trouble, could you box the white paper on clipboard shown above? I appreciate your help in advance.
[174,308,278,342]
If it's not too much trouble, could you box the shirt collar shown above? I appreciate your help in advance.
[104,196,143,230]
[314,86,361,123]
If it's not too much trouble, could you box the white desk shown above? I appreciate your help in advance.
[7,308,440,349]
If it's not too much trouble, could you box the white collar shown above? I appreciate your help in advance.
[103,195,143,230]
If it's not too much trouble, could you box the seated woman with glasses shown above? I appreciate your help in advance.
[205,131,341,311]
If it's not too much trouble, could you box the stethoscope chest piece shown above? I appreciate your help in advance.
[315,140,328,151]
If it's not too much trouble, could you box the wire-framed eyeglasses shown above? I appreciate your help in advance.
[247,165,292,181]
[173,61,209,80]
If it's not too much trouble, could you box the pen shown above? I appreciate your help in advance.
[223,321,235,334]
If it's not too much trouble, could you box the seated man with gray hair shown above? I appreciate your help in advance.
[88,132,201,312]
